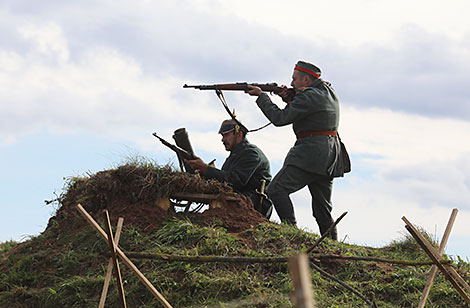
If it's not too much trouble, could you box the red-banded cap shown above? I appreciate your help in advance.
[294,61,321,79]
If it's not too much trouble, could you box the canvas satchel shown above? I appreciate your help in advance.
[330,134,351,177]
[339,136,351,174]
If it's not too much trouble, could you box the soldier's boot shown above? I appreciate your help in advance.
[320,223,338,241]
[269,190,297,226]
[329,227,338,241]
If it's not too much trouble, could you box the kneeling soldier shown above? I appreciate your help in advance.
[185,119,273,218]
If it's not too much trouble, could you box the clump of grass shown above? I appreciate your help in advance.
[151,218,247,256]
[0,240,17,254]
[383,227,439,263]
[243,222,321,256]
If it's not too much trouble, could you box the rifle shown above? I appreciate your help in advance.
[183,82,295,102]
[152,132,195,172]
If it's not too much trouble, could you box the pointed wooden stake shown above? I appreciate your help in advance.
[103,210,127,308]
[99,217,124,308]
[402,216,470,305]
[418,209,458,308]
[306,211,347,254]
[76,204,173,308]
[288,252,316,308]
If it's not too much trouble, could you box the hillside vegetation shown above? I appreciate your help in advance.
[1,161,469,308]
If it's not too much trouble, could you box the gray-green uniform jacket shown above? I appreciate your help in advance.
[256,79,344,177]
[205,139,271,196]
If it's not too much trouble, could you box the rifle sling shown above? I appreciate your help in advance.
[214,89,271,133]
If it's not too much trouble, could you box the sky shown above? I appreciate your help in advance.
[1,0,470,260]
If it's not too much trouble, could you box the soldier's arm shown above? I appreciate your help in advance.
[205,150,262,191]
[255,90,312,126]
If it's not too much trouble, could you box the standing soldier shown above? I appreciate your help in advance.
[245,60,346,240]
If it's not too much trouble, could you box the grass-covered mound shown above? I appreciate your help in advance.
[1,162,469,307]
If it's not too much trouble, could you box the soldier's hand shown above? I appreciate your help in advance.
[245,85,262,96]
[277,85,295,103]
[277,85,289,98]
[184,156,209,175]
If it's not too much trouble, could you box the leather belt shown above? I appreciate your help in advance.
[296,130,338,139]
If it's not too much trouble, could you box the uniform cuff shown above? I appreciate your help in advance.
[256,92,270,106]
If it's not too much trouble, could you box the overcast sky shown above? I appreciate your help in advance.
[1,0,469,259]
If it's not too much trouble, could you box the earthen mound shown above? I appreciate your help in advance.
[47,163,267,236]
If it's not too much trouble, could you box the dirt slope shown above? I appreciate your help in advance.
[49,163,267,236]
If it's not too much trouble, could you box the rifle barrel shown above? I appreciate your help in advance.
[183,82,280,91]
[152,132,194,160]
[183,82,296,103]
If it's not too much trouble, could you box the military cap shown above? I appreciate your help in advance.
[294,60,321,79]
[218,119,248,134]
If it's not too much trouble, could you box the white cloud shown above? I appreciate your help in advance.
[0,26,226,144]
[213,0,470,45]
[18,21,69,63]
[0,50,22,71]
[341,106,470,166]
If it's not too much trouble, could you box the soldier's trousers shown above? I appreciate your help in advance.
[266,164,337,240]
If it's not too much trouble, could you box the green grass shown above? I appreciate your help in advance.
[1,162,469,308]
[0,240,17,253]
[1,219,469,308]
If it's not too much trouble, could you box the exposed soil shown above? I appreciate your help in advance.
[194,196,267,233]
[46,164,267,237]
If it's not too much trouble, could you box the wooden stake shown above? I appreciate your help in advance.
[123,250,446,266]
[288,253,316,308]
[76,204,173,308]
[99,217,124,308]
[103,211,127,308]
[170,193,239,203]
[306,211,347,253]
[402,216,470,305]
[418,208,458,308]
